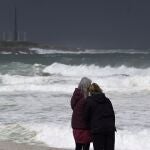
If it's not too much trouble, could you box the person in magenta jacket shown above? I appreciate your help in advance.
[71,77,92,150]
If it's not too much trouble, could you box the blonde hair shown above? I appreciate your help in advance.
[78,77,92,98]
[89,83,103,94]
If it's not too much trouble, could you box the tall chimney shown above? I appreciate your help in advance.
[14,6,18,41]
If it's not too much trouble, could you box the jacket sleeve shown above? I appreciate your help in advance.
[84,97,91,123]
[107,98,117,131]
[110,101,115,119]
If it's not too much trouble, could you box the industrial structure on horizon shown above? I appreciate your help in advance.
[0,5,27,42]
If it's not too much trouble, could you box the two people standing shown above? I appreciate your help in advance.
[71,77,116,150]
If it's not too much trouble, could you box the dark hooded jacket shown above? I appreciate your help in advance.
[84,92,116,134]
[71,88,90,129]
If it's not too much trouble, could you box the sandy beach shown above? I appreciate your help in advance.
[0,141,68,150]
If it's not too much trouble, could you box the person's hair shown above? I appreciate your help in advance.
[89,83,103,94]
[78,77,92,98]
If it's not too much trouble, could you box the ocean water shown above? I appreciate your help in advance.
[0,48,150,150]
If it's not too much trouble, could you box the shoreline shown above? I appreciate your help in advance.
[0,141,70,150]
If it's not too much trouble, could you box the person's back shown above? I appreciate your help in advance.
[71,88,90,129]
[84,83,116,150]
[71,77,92,150]
[85,92,115,133]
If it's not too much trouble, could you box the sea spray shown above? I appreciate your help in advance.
[1,63,150,93]
[0,50,150,149]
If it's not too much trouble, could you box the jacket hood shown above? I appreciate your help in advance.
[91,92,107,103]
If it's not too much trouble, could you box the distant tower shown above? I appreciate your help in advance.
[14,6,18,41]
[2,32,6,41]
[23,32,27,41]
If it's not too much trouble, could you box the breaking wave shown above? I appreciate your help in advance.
[30,48,150,55]
[0,63,150,93]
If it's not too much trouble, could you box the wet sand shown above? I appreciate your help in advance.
[0,141,69,150]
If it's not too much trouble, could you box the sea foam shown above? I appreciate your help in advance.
[1,63,150,93]
[3,123,149,150]
[31,124,150,150]
[30,48,150,55]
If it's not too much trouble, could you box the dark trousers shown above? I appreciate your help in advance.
[75,143,90,150]
[93,131,115,150]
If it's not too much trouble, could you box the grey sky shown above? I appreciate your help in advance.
[0,0,150,49]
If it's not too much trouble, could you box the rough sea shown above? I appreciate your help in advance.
[0,48,150,150]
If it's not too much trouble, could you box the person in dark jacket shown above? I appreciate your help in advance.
[71,77,92,150]
[84,83,116,150]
